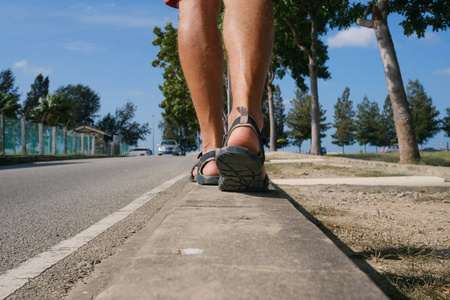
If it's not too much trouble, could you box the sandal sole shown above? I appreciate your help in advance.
[216,146,268,192]
[197,175,219,185]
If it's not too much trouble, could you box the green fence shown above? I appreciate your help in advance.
[3,117,21,155]
[0,115,129,156]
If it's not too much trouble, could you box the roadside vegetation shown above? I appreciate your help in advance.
[268,162,450,299]
[0,69,150,148]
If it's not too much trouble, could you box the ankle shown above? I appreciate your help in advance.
[226,127,260,154]
[228,107,263,131]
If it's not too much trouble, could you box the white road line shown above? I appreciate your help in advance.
[0,173,186,300]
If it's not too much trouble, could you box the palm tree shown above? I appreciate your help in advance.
[0,91,21,118]
[30,94,71,126]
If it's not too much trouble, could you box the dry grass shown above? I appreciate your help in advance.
[313,203,450,299]
[270,161,450,299]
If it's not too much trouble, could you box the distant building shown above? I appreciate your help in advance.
[74,125,111,154]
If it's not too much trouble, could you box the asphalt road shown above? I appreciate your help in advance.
[0,155,195,275]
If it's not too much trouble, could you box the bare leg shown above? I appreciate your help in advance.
[223,0,274,156]
[178,0,223,176]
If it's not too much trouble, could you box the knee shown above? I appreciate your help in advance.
[178,0,222,46]
[178,0,221,23]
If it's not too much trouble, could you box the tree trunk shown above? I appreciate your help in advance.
[309,16,322,156]
[358,0,420,164]
[267,70,276,152]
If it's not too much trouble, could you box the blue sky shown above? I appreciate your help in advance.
[1,1,449,154]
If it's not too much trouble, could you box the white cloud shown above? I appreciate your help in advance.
[64,41,106,54]
[327,27,377,48]
[14,60,52,76]
[409,32,441,44]
[423,32,441,43]
[14,60,27,68]
[283,98,294,106]
[130,90,145,96]
[433,68,450,76]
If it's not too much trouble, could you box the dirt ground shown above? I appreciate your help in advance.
[265,159,450,300]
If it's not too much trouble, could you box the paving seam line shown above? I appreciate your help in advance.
[0,173,187,300]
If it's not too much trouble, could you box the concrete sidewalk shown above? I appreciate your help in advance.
[93,182,387,300]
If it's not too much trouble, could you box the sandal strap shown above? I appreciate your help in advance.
[223,107,265,164]
[197,148,219,175]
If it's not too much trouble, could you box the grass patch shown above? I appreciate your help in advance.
[309,205,343,217]
[345,233,450,299]
[333,152,401,163]
[420,151,450,167]
[385,264,450,300]
[333,151,450,167]
[264,163,284,174]
[354,234,450,299]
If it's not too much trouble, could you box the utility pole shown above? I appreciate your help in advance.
[152,115,155,155]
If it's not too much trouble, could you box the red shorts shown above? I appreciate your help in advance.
[165,0,179,9]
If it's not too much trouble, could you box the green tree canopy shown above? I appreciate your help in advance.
[0,91,21,118]
[406,79,440,146]
[389,0,450,37]
[0,69,21,101]
[273,85,287,147]
[355,96,381,152]
[377,95,397,147]
[442,107,450,138]
[55,84,101,128]
[273,0,364,155]
[29,94,71,126]
[23,74,49,118]
[286,90,311,153]
[286,89,329,153]
[332,87,356,153]
[96,101,150,146]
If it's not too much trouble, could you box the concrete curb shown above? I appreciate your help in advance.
[93,183,388,300]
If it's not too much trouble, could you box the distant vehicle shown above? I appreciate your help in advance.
[383,145,399,153]
[422,147,436,152]
[129,147,152,156]
[158,140,180,156]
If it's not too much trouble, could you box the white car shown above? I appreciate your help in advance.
[158,140,180,156]
[383,145,399,153]
[129,147,152,156]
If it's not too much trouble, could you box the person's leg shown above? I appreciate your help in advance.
[215,0,274,191]
[222,0,274,155]
[178,0,223,176]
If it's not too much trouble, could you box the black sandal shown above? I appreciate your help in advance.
[189,149,220,185]
[216,107,269,192]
